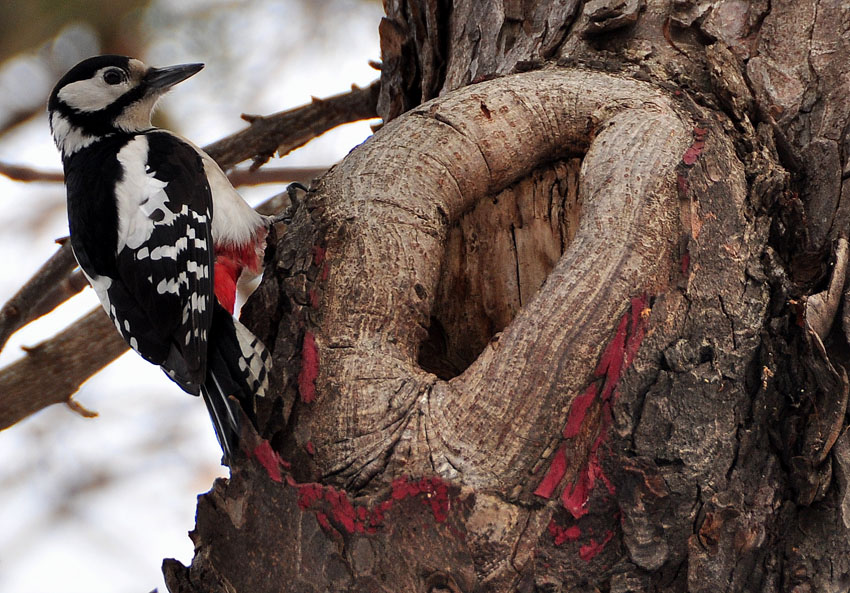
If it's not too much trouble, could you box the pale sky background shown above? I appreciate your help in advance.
[0,1,382,591]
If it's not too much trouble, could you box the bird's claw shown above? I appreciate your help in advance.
[268,182,309,226]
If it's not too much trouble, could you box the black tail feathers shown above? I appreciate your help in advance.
[200,374,241,462]
[201,303,272,462]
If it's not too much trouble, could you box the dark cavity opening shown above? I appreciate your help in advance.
[418,158,583,379]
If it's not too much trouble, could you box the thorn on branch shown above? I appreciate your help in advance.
[0,160,64,183]
[66,397,98,418]
[250,152,275,172]
[204,79,379,171]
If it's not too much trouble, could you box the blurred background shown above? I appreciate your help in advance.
[0,1,382,591]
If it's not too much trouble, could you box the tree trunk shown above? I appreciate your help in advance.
[165,1,850,591]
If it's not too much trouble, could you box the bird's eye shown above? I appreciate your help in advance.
[103,69,124,85]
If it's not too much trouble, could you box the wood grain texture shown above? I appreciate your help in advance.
[288,69,695,493]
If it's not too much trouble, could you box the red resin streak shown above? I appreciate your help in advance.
[579,530,615,562]
[293,475,452,535]
[681,252,691,275]
[682,126,708,166]
[563,384,597,439]
[561,469,592,519]
[534,444,568,499]
[624,294,650,368]
[595,313,629,402]
[252,441,290,483]
[548,520,581,546]
[534,296,651,518]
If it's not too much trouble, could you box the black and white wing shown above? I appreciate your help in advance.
[69,131,215,392]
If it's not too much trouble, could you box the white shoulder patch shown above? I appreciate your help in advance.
[114,136,172,252]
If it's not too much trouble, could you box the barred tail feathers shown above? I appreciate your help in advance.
[201,302,272,460]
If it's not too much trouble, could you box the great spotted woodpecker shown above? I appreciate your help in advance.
[48,55,273,462]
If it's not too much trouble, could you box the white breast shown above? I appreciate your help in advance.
[162,131,264,245]
[202,153,265,245]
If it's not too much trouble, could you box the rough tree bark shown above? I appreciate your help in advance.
[163,1,850,592]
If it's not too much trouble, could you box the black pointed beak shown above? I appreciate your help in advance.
[144,63,204,91]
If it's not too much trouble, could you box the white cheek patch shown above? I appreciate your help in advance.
[57,68,131,113]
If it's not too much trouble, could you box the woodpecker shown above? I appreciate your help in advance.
[48,55,273,462]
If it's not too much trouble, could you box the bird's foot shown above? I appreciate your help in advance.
[267,182,308,226]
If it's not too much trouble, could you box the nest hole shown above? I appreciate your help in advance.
[418,158,583,379]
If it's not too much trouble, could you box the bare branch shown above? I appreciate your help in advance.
[0,107,41,142]
[0,80,378,187]
[0,242,87,352]
[204,80,380,170]
[0,163,329,188]
[0,307,127,431]
[227,166,328,187]
[0,160,64,183]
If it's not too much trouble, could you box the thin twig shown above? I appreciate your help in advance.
[204,80,380,171]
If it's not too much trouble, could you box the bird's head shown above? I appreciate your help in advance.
[48,55,203,157]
